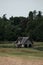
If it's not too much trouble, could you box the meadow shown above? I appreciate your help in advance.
[0,42,43,57]
[0,42,43,65]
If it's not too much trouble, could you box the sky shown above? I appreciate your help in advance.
[0,0,43,18]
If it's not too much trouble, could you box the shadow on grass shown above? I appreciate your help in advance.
[0,46,14,48]
[34,47,43,51]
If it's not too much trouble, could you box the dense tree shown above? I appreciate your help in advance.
[29,11,33,21]
[33,10,37,19]
[0,10,43,41]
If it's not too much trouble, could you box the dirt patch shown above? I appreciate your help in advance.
[0,56,43,65]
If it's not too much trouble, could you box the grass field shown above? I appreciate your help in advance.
[0,42,43,57]
[0,42,43,65]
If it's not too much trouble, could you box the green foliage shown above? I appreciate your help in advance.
[0,11,43,41]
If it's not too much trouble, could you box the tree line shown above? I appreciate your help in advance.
[0,10,43,41]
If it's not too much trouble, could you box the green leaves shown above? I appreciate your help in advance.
[0,10,43,41]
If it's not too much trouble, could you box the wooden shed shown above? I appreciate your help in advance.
[15,37,33,48]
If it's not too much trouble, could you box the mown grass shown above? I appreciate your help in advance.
[34,42,43,47]
[33,42,43,51]
[0,43,15,48]
[0,42,43,58]
[0,48,43,58]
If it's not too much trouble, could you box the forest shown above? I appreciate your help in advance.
[0,10,43,41]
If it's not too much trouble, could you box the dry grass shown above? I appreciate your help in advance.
[0,42,43,65]
[0,56,43,65]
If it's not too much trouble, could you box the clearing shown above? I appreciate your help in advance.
[0,42,43,65]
